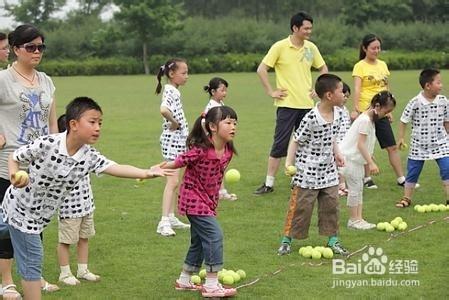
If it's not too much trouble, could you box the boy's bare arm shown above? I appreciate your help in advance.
[103,163,174,179]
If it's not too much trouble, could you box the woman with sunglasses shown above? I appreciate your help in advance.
[0,24,59,299]
[351,33,406,190]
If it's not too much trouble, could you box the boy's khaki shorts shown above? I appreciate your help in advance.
[58,214,95,244]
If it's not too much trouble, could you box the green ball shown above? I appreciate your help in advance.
[236,269,246,280]
[390,219,401,229]
[430,204,439,212]
[393,217,403,223]
[322,248,334,259]
[225,169,240,183]
[302,248,313,258]
[397,222,408,231]
[230,271,241,283]
[298,247,306,255]
[222,274,234,285]
[438,204,446,212]
[191,275,201,285]
[417,206,426,213]
[385,224,395,232]
[218,271,225,281]
[199,269,206,279]
[311,250,322,259]
[377,222,386,231]
[423,205,432,212]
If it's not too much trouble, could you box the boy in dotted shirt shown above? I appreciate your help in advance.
[55,114,100,286]
[0,97,173,299]
[396,69,449,208]
[277,74,349,256]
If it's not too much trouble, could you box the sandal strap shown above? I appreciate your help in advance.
[3,283,18,290]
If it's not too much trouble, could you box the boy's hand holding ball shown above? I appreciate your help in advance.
[11,170,29,188]
[285,165,297,176]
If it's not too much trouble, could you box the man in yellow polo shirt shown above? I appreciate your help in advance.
[254,11,328,195]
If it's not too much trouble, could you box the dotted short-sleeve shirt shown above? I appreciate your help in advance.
[204,99,224,114]
[160,84,188,161]
[1,132,114,234]
[59,175,94,219]
[400,92,449,160]
[291,106,343,189]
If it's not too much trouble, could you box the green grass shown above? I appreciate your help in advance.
[30,70,449,299]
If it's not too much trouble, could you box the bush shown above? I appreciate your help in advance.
[37,51,447,76]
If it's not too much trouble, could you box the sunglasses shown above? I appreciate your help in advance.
[19,43,46,53]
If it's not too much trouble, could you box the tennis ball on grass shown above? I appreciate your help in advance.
[397,222,408,231]
[236,269,246,280]
[199,269,206,279]
[322,248,334,259]
[191,275,201,285]
[222,274,234,285]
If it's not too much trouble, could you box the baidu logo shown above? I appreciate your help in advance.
[333,246,388,275]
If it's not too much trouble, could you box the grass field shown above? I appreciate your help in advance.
[30,70,449,299]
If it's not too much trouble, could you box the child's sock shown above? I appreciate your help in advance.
[77,263,88,274]
[265,176,275,187]
[204,273,219,289]
[363,177,372,183]
[161,216,170,222]
[60,265,72,276]
[397,176,405,184]
[281,236,292,245]
[177,271,192,285]
[328,235,338,246]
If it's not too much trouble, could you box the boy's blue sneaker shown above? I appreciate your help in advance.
[277,243,291,256]
[328,241,349,256]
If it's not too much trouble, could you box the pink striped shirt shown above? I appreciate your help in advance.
[174,145,233,216]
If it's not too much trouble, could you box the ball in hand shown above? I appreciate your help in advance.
[14,170,29,184]
[285,165,297,176]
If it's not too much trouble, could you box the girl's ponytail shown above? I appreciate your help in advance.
[154,58,187,95]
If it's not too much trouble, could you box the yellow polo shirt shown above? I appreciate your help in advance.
[352,59,390,111]
[262,36,325,109]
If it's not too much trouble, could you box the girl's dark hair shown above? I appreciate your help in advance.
[57,114,66,133]
[342,82,351,95]
[8,24,44,47]
[419,68,440,89]
[370,91,396,108]
[290,11,313,31]
[0,32,6,40]
[359,34,381,60]
[187,106,238,154]
[203,77,228,96]
[65,96,102,133]
[155,58,186,94]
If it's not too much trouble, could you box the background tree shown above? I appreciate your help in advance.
[4,0,66,26]
[113,0,184,74]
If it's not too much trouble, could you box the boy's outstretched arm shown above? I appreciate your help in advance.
[103,163,174,179]
[397,121,407,149]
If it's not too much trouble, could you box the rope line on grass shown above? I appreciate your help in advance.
[236,215,448,290]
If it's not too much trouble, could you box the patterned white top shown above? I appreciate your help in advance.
[59,175,94,219]
[204,99,224,114]
[1,132,114,234]
[339,113,376,164]
[400,92,449,160]
[337,106,351,143]
[160,84,188,161]
[292,106,343,189]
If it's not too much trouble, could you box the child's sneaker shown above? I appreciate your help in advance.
[175,280,202,291]
[77,270,100,282]
[359,219,376,229]
[59,274,80,286]
[157,220,176,236]
[347,219,372,230]
[201,283,237,298]
[169,217,190,229]
[328,241,349,256]
[277,243,291,256]
[219,189,238,201]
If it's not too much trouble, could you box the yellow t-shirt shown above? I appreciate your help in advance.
[262,37,325,109]
[352,59,390,111]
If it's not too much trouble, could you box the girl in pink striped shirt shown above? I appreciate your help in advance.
[163,106,238,298]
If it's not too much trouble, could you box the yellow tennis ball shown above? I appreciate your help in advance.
[222,274,234,285]
[14,170,29,183]
[285,165,297,176]
[397,222,408,231]
[190,275,201,285]
[236,269,246,280]
[322,248,334,259]
[225,169,240,183]
[399,143,408,151]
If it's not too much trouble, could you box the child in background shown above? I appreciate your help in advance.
[278,74,348,256]
[397,69,449,207]
[56,114,100,286]
[156,58,191,237]
[164,106,238,298]
[0,97,172,299]
[203,77,237,201]
[337,82,352,196]
[340,91,396,229]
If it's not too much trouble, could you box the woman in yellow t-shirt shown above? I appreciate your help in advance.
[351,34,405,189]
